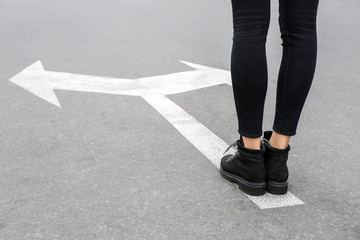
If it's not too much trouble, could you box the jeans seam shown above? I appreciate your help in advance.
[278,0,290,132]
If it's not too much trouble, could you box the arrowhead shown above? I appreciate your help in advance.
[178,60,212,70]
[178,59,232,87]
[9,61,61,108]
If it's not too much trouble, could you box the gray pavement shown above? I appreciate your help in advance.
[1,0,360,239]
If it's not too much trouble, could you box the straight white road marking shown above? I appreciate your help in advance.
[142,94,236,169]
[247,192,304,209]
[9,60,305,209]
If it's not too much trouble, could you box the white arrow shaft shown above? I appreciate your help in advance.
[48,71,141,96]
[47,69,231,96]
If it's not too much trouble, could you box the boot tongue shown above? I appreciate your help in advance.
[263,131,273,141]
[238,135,265,153]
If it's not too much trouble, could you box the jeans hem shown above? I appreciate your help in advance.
[272,126,296,137]
[238,129,263,138]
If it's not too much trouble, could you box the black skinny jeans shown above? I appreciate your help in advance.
[230,0,320,138]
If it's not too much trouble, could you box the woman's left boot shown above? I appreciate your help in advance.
[220,136,266,196]
[261,130,290,195]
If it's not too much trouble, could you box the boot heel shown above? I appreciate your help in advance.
[220,165,266,196]
[266,180,288,195]
[262,131,291,195]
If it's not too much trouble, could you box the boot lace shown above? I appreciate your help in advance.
[223,139,241,155]
[223,139,241,162]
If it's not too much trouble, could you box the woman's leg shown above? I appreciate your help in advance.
[230,0,271,149]
[272,0,320,142]
[269,131,290,149]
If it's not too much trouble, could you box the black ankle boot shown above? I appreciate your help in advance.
[220,136,266,196]
[261,131,290,195]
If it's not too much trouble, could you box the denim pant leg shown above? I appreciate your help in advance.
[230,0,271,138]
[273,0,320,136]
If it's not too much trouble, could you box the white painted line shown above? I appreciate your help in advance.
[246,192,305,209]
[143,94,305,209]
[9,60,305,209]
[142,94,236,169]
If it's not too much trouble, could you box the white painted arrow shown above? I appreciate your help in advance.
[9,60,304,209]
[9,60,232,108]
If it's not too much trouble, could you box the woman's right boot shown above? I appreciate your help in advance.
[261,131,291,195]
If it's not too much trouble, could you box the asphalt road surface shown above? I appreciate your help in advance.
[1,0,359,239]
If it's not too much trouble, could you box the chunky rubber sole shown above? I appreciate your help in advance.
[220,165,266,196]
[266,180,288,195]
